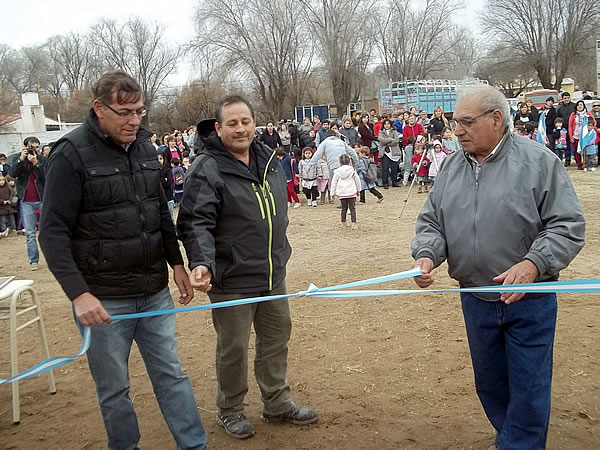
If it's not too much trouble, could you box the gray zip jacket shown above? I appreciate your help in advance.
[411,132,585,301]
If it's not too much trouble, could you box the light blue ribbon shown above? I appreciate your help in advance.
[2,268,599,385]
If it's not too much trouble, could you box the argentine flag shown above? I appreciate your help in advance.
[537,110,547,145]
[577,115,594,154]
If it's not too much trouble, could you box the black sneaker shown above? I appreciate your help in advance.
[216,413,255,439]
[262,403,318,425]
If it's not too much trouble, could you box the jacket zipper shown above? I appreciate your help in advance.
[252,183,266,219]
[262,151,278,291]
[472,161,481,271]
[129,149,149,293]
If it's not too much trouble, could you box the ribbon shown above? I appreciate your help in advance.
[2,268,599,385]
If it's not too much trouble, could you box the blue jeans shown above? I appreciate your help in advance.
[21,201,41,263]
[460,292,557,449]
[75,287,207,450]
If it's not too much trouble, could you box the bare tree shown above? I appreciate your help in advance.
[45,33,93,92]
[376,0,463,81]
[299,0,376,114]
[91,17,181,111]
[192,0,311,120]
[0,44,50,94]
[0,87,19,131]
[481,0,600,90]
[474,47,539,97]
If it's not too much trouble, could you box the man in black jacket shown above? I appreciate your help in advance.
[177,96,317,440]
[9,136,45,270]
[39,71,207,450]
[556,92,577,166]
[543,97,557,151]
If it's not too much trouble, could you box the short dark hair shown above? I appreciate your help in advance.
[0,153,6,159]
[215,95,255,124]
[560,92,570,98]
[326,129,337,137]
[171,157,181,166]
[554,118,563,125]
[382,118,393,128]
[93,70,143,105]
[546,96,554,102]
[408,136,416,144]
[276,148,286,157]
[24,136,40,147]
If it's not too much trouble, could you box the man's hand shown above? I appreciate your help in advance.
[72,292,111,326]
[20,148,28,161]
[493,259,539,304]
[173,264,195,304]
[413,257,435,288]
[189,265,212,293]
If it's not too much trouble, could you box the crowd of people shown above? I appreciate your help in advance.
[510,93,600,170]
[0,69,591,450]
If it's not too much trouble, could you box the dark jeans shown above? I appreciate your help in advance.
[340,197,356,223]
[0,214,16,232]
[303,186,319,201]
[381,154,399,187]
[553,147,565,161]
[359,188,383,202]
[565,140,572,165]
[460,292,557,449]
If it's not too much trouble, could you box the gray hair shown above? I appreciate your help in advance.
[457,85,511,130]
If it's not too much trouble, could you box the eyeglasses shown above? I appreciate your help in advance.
[101,101,147,119]
[454,109,496,127]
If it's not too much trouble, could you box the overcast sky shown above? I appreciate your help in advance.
[1,0,484,86]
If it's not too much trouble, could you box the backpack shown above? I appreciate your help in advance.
[173,166,185,186]
[363,157,377,184]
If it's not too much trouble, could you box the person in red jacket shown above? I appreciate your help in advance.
[372,115,383,137]
[568,100,596,170]
[403,114,425,146]
[411,143,430,193]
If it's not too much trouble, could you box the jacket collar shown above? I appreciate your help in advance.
[462,130,512,165]
[200,132,277,182]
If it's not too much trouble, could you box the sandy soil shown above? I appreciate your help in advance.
[1,167,598,449]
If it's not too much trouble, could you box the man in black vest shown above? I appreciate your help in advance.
[39,71,207,449]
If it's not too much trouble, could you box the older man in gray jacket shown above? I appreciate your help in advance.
[411,85,585,450]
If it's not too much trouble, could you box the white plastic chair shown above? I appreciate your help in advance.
[0,279,56,424]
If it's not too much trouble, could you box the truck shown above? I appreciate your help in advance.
[294,103,362,123]
[379,79,489,115]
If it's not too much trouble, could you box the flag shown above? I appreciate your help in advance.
[578,115,593,154]
[537,110,547,146]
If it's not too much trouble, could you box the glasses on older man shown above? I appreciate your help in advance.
[101,101,148,119]
[454,109,496,127]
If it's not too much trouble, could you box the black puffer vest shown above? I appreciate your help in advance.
[53,114,168,298]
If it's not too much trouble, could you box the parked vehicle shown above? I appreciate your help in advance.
[379,79,489,115]
[523,89,558,108]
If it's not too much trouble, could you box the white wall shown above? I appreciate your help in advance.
[0,126,81,156]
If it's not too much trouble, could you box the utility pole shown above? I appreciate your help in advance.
[597,40,600,96]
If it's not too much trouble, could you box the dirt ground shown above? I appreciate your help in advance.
[1,167,598,449]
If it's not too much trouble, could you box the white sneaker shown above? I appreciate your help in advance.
[0,229,8,238]
[288,202,291,208]
[293,203,301,208]
[584,168,588,172]
[592,167,597,172]
[311,200,317,207]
